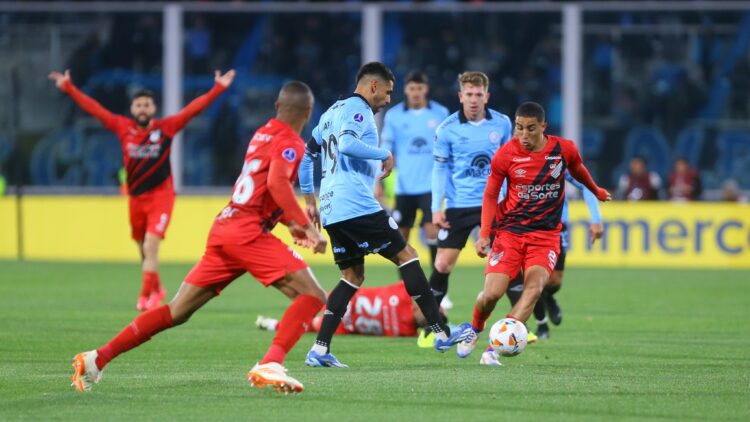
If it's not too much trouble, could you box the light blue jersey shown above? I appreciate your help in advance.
[299,94,390,226]
[562,171,603,249]
[381,100,449,195]
[432,108,512,211]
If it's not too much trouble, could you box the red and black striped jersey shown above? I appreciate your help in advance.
[61,80,226,196]
[491,135,581,234]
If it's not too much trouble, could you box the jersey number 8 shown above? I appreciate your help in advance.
[232,159,262,205]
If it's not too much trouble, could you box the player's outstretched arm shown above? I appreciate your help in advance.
[48,69,116,128]
[563,141,611,202]
[163,69,235,133]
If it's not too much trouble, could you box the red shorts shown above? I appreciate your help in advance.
[129,190,175,241]
[183,233,308,294]
[485,230,561,278]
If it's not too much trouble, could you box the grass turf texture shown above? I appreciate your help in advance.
[1,261,748,421]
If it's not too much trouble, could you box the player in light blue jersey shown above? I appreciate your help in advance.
[298,62,473,367]
[428,71,513,314]
[505,170,604,339]
[380,70,449,266]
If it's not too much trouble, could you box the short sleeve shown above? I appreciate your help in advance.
[433,123,450,160]
[561,139,583,169]
[339,104,369,140]
[311,124,322,145]
[380,111,395,151]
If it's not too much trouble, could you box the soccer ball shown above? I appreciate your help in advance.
[488,318,528,357]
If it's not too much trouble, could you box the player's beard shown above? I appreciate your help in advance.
[135,114,152,128]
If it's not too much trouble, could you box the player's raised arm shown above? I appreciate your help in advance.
[162,69,235,134]
[48,69,117,129]
[563,140,611,202]
[565,172,604,244]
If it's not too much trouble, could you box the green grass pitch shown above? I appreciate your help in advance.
[1,261,748,421]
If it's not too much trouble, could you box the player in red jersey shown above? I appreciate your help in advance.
[455,102,611,364]
[69,81,328,394]
[48,69,234,311]
[258,281,443,338]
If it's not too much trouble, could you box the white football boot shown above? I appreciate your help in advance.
[247,362,303,394]
[456,327,479,358]
[479,346,502,366]
[255,315,279,332]
[70,350,102,392]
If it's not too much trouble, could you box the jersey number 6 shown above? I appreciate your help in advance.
[232,159,262,205]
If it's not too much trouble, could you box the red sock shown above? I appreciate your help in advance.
[472,306,493,332]
[96,304,174,369]
[260,295,324,365]
[141,271,159,296]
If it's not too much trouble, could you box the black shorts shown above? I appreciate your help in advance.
[324,210,407,270]
[392,193,432,228]
[437,206,482,249]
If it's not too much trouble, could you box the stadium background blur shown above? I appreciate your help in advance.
[0,0,749,268]
[1,4,749,421]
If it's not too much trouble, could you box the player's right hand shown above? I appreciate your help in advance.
[48,69,71,89]
[595,188,612,202]
[303,194,321,230]
[379,152,394,180]
[474,237,491,258]
[432,211,450,229]
[303,225,328,254]
[215,69,236,88]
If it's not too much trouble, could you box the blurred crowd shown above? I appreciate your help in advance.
[0,6,748,198]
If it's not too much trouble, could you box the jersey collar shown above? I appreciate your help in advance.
[403,100,432,111]
[350,93,372,110]
[458,106,493,124]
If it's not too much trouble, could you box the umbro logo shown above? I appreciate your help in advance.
[514,168,527,178]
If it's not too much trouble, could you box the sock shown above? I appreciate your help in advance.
[537,317,549,327]
[140,271,159,296]
[96,304,173,370]
[428,270,450,307]
[426,239,438,269]
[472,306,493,332]
[545,284,561,296]
[261,295,324,364]
[533,292,547,321]
[506,274,524,307]
[314,279,358,353]
[400,259,448,336]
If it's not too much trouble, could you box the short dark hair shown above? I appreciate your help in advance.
[131,89,155,102]
[356,62,395,84]
[515,101,545,123]
[405,70,428,85]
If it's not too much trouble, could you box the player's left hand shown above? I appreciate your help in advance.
[379,152,394,180]
[215,69,236,87]
[474,237,491,258]
[589,223,604,245]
